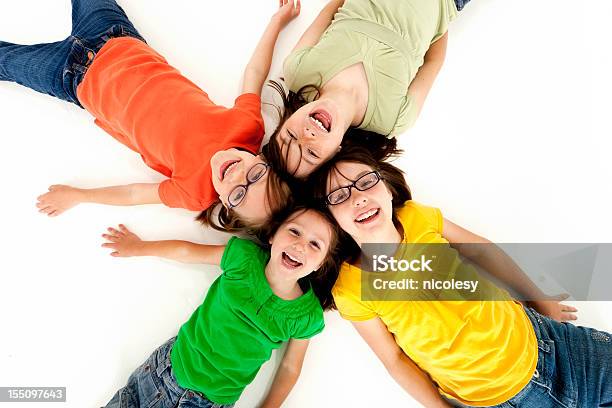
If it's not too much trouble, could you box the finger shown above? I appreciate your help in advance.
[111,251,121,257]
[39,206,55,215]
[119,224,130,233]
[562,313,578,321]
[36,202,48,209]
[554,293,570,301]
[48,210,59,217]
[101,234,120,243]
[296,0,301,12]
[38,204,52,212]
[49,185,59,191]
[107,227,123,236]
[561,304,578,312]
[101,243,116,249]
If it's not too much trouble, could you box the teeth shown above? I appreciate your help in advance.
[311,116,327,131]
[356,209,378,222]
[286,252,300,263]
[223,161,239,178]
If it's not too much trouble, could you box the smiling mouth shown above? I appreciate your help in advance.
[220,160,240,181]
[354,208,380,224]
[281,252,303,269]
[309,109,332,132]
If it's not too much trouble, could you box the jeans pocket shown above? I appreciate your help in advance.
[515,339,577,408]
[61,37,96,105]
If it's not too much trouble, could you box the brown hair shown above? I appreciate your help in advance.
[263,80,401,179]
[196,165,293,234]
[255,204,342,310]
[307,143,412,265]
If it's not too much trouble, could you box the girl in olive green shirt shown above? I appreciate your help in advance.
[263,0,469,178]
[100,206,340,407]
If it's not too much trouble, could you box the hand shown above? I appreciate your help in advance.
[101,224,144,257]
[36,185,83,217]
[273,0,301,29]
[528,294,578,322]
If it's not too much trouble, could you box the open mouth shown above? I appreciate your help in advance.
[220,160,240,181]
[354,208,380,224]
[309,109,332,132]
[281,251,303,269]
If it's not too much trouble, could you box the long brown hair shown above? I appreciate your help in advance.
[257,204,343,310]
[263,80,400,179]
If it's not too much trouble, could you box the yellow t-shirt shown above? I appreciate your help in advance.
[332,201,537,406]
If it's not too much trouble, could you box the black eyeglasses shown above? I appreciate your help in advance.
[325,171,382,206]
[227,162,270,209]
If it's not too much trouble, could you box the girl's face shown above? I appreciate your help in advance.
[276,100,346,178]
[269,209,333,280]
[326,161,394,243]
[210,148,273,223]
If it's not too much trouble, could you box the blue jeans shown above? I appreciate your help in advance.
[455,0,471,12]
[0,0,145,107]
[105,337,234,408]
[447,307,612,407]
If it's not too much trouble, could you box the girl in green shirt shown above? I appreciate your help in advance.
[100,206,340,408]
[262,0,468,178]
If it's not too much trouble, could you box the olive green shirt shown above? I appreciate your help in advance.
[284,0,457,137]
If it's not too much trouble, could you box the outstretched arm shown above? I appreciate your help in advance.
[442,218,578,322]
[290,0,344,53]
[102,224,225,265]
[407,32,448,121]
[260,339,310,408]
[352,318,451,408]
[242,0,301,95]
[36,183,162,216]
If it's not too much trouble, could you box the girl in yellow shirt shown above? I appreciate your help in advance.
[309,144,612,407]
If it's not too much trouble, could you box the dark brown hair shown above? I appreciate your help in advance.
[256,203,343,310]
[196,165,293,234]
[308,143,412,265]
[263,80,401,179]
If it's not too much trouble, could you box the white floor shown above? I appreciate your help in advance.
[1,1,611,407]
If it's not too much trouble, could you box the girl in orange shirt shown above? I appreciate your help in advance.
[0,0,301,232]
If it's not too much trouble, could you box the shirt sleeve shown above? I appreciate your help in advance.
[412,202,444,234]
[390,94,419,137]
[282,47,311,91]
[291,308,325,340]
[234,93,265,129]
[158,179,204,211]
[333,287,377,322]
[220,237,264,280]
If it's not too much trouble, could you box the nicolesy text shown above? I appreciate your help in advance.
[372,254,433,272]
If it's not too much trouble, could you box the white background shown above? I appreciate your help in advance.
[1,0,611,407]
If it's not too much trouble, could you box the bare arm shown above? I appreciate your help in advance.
[260,339,310,408]
[352,318,450,408]
[242,0,301,95]
[102,224,225,265]
[407,32,448,120]
[36,183,162,216]
[442,218,578,321]
[290,0,344,53]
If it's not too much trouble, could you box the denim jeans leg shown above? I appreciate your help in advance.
[70,0,146,43]
[454,0,471,12]
[0,39,77,103]
[104,337,183,408]
[498,308,612,408]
